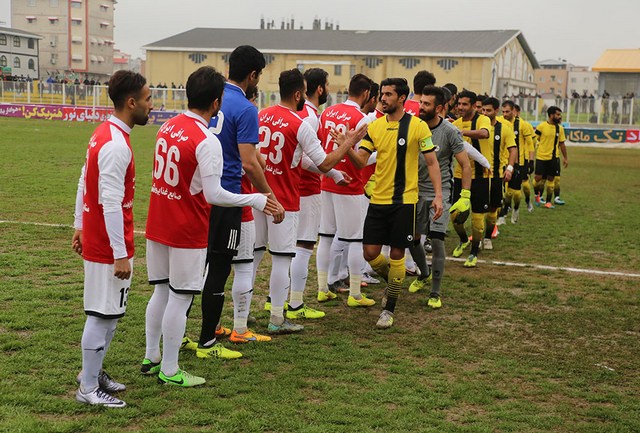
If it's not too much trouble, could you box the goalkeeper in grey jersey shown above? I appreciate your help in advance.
[407,85,474,309]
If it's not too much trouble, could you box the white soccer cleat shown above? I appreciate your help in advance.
[511,209,519,224]
[496,216,506,226]
[482,238,493,250]
[76,387,126,408]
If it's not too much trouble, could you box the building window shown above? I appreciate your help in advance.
[28,59,35,70]
[334,65,342,76]
[0,56,6,67]
[364,57,382,69]
[571,77,576,83]
[48,17,59,24]
[539,77,545,83]
[14,57,21,68]
[28,39,35,49]
[437,58,458,71]
[28,0,36,6]
[349,65,356,77]
[399,57,420,69]
[71,0,82,7]
[26,16,37,23]
[13,36,20,48]
[100,22,109,28]
[72,18,82,25]
[0,35,6,46]
[100,3,109,11]
[550,75,556,82]
[50,0,59,6]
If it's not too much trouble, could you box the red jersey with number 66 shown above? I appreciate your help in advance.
[258,104,327,212]
[146,111,222,249]
[319,100,368,195]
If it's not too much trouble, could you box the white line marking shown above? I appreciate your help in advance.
[2,219,640,279]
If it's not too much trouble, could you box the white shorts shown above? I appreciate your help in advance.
[253,209,299,256]
[297,194,321,243]
[232,221,256,264]
[146,240,206,295]
[319,191,366,241]
[84,258,133,319]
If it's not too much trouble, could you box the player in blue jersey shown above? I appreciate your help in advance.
[182,46,285,360]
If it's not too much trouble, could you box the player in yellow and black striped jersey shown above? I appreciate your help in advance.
[481,97,517,251]
[451,90,491,268]
[349,77,443,329]
[498,100,534,223]
[534,106,569,209]
[514,104,537,211]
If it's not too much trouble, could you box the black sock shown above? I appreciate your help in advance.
[199,253,233,346]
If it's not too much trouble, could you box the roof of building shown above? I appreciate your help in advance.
[0,26,43,39]
[593,49,640,72]
[144,28,539,67]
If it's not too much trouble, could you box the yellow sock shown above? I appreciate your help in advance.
[511,188,522,209]
[368,254,389,282]
[385,257,405,313]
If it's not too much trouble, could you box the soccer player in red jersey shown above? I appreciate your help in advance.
[142,67,278,385]
[253,69,367,334]
[403,70,436,117]
[72,70,152,408]
[316,73,376,307]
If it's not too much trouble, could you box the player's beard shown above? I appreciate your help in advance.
[133,110,149,126]
[318,86,328,106]
[419,108,436,122]
[552,117,562,124]
[296,96,306,111]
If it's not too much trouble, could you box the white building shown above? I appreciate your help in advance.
[0,26,42,79]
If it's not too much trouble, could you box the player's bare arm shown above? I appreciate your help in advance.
[560,142,569,167]
[454,150,472,190]
[318,123,368,172]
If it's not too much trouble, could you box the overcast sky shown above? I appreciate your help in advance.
[114,0,638,67]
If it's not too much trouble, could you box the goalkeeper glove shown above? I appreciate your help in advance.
[527,160,534,175]
[450,189,471,224]
[364,175,376,199]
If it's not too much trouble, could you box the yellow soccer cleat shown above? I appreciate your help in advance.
[317,290,337,302]
[195,343,242,360]
[347,294,376,307]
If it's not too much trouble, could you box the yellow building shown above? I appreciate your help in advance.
[144,28,539,97]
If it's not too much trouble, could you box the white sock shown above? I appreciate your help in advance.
[145,283,169,363]
[290,247,312,309]
[232,262,254,334]
[316,236,332,290]
[328,238,348,284]
[337,244,349,281]
[348,242,364,298]
[81,316,118,393]
[269,255,291,321]
[252,248,266,286]
[161,291,193,377]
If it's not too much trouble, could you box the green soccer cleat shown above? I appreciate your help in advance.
[347,294,376,307]
[427,296,442,309]
[408,273,432,293]
[376,310,394,329]
[267,319,304,335]
[196,343,242,360]
[286,304,326,319]
[140,359,161,375]
[317,290,337,302]
[180,336,198,351]
[463,254,478,268]
[452,240,470,258]
[158,369,206,387]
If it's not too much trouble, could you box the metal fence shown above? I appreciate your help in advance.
[1,81,638,126]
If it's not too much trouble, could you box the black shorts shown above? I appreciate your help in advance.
[363,203,416,249]
[208,206,242,256]
[489,177,504,209]
[535,158,560,178]
[507,164,524,190]
[470,177,490,214]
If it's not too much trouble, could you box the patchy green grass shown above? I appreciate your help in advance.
[1,117,639,433]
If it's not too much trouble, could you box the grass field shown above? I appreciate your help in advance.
[1,117,639,433]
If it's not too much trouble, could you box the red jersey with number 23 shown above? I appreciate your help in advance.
[258,105,324,212]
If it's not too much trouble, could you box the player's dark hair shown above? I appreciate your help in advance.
[186,66,226,111]
[482,97,500,109]
[441,86,452,103]
[304,68,328,97]
[279,68,305,99]
[413,70,436,94]
[422,85,445,107]
[443,82,458,96]
[369,82,380,100]
[502,100,515,109]
[228,45,266,82]
[246,86,258,101]
[381,77,410,100]
[108,70,146,110]
[514,104,521,111]
[548,106,562,116]
[348,73,372,97]
[457,89,477,104]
